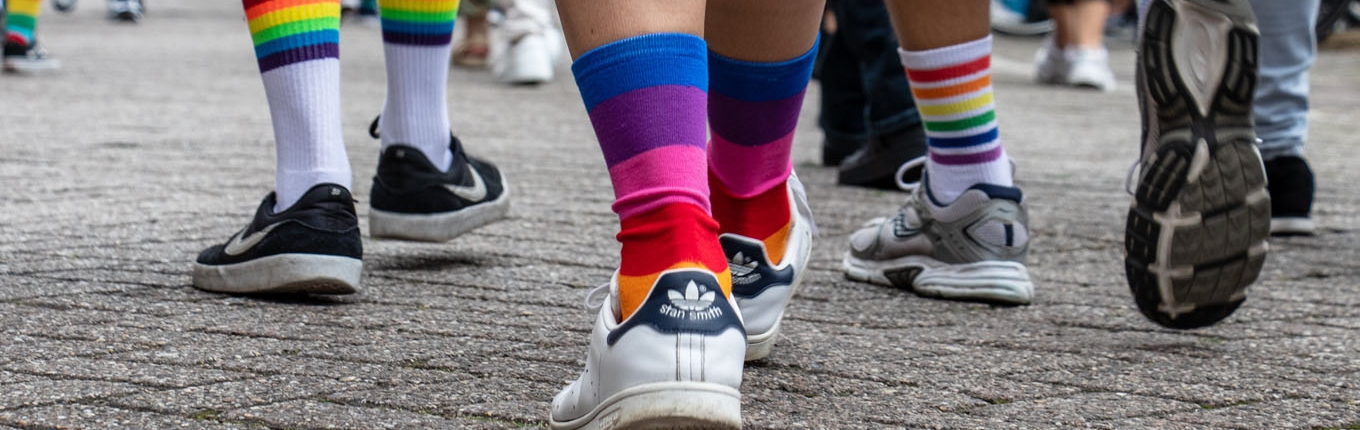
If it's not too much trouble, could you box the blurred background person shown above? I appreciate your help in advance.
[3,0,59,72]
[1034,0,1116,91]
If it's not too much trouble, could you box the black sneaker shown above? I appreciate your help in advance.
[193,184,362,295]
[3,39,60,73]
[369,136,510,242]
[1125,0,1269,329]
[1265,156,1315,236]
[836,126,927,190]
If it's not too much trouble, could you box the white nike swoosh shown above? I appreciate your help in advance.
[444,163,488,201]
[223,222,282,256]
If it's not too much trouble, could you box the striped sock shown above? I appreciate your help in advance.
[376,0,459,172]
[707,45,816,265]
[899,35,1012,204]
[4,0,42,46]
[571,33,730,320]
[244,0,351,211]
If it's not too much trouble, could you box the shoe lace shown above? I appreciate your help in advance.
[583,282,610,313]
[894,156,928,192]
[368,115,381,139]
[1124,161,1142,195]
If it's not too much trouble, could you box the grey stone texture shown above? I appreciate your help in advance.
[1,1,1358,428]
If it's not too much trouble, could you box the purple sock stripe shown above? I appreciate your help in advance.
[257,43,339,73]
[707,90,805,147]
[591,85,709,168]
[381,32,453,46]
[929,145,1003,165]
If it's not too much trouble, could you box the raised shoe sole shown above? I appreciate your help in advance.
[193,253,361,295]
[369,187,510,242]
[1125,0,1268,329]
[843,255,1033,305]
[549,382,740,430]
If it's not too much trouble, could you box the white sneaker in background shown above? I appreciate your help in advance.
[493,0,562,85]
[1034,37,1070,85]
[1065,46,1116,91]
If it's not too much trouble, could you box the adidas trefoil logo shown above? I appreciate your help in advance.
[728,252,762,285]
[660,281,724,321]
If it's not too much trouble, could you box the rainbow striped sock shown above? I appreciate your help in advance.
[375,0,460,171]
[4,0,42,46]
[572,33,730,320]
[244,0,350,211]
[707,45,816,265]
[899,35,1012,204]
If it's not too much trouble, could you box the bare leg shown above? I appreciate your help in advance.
[556,0,704,59]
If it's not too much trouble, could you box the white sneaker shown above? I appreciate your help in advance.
[1065,47,1116,91]
[844,173,1034,305]
[493,0,562,85]
[1034,37,1069,85]
[550,270,745,430]
[719,173,814,361]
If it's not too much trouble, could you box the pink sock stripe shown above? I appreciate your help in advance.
[708,132,793,198]
[608,146,711,218]
[897,35,992,71]
[930,145,1003,165]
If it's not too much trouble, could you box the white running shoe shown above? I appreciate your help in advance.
[1065,47,1116,91]
[1034,37,1069,85]
[844,173,1033,305]
[719,173,814,361]
[550,270,745,430]
[493,0,562,85]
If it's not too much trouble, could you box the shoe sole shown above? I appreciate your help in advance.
[3,59,61,73]
[741,247,809,361]
[369,187,511,242]
[843,255,1033,305]
[1270,217,1315,236]
[1125,0,1268,329]
[549,382,740,430]
[193,253,361,295]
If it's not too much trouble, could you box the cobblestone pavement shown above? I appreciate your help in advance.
[2,2,1358,429]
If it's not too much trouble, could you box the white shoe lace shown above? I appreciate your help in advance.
[584,282,610,313]
[894,156,928,192]
[789,171,819,237]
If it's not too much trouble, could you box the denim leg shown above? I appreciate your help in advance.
[827,0,920,137]
[819,21,871,146]
[1248,0,1318,161]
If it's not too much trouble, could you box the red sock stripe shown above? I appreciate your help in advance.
[710,172,790,242]
[904,56,990,83]
[617,203,728,278]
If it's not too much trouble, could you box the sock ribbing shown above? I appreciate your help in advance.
[5,0,43,45]
[706,44,816,265]
[899,35,1012,203]
[377,0,459,171]
[572,33,728,320]
[245,0,351,211]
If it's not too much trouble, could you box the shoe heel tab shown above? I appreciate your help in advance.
[968,183,1024,203]
[607,269,744,346]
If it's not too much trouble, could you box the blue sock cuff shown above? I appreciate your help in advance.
[571,33,708,112]
[708,38,818,102]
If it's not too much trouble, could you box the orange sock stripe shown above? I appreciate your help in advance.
[761,222,792,266]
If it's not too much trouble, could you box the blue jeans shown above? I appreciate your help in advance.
[1248,0,1318,161]
[819,0,920,145]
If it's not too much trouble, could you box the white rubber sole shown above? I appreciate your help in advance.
[550,382,741,430]
[843,254,1033,305]
[1270,217,1315,236]
[369,188,510,242]
[193,253,361,295]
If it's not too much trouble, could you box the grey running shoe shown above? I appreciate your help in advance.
[1126,0,1269,329]
[844,176,1033,305]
